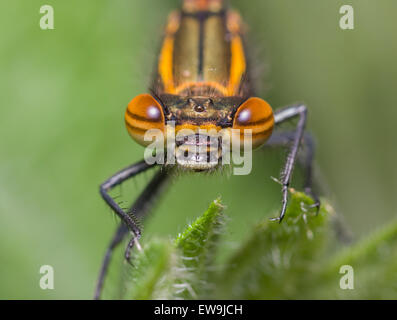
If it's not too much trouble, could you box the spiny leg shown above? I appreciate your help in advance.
[269,104,314,222]
[124,167,171,261]
[94,160,171,299]
[266,130,320,213]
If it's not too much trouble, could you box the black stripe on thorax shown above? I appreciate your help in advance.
[181,10,226,78]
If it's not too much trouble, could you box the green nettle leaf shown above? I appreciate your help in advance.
[118,191,397,300]
[213,190,332,299]
[123,239,177,300]
[174,198,225,299]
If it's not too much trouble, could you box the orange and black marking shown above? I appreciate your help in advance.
[156,0,249,97]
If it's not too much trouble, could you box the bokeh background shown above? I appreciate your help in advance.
[1,0,396,299]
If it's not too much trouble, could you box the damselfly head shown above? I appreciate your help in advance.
[125,93,274,171]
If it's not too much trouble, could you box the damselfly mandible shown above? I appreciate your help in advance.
[94,0,320,299]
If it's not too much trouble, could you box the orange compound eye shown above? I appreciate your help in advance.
[125,94,166,146]
[233,97,274,149]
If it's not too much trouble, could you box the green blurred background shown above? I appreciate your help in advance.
[0,0,396,299]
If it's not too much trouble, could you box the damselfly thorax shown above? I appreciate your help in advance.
[124,0,274,170]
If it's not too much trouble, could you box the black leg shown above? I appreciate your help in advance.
[94,160,171,299]
[269,104,318,222]
[266,131,320,213]
[99,160,153,239]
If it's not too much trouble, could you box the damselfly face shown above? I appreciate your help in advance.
[125,92,274,171]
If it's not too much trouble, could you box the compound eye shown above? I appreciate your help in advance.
[233,97,274,149]
[125,94,165,146]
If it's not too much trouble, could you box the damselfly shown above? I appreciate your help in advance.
[94,0,320,299]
